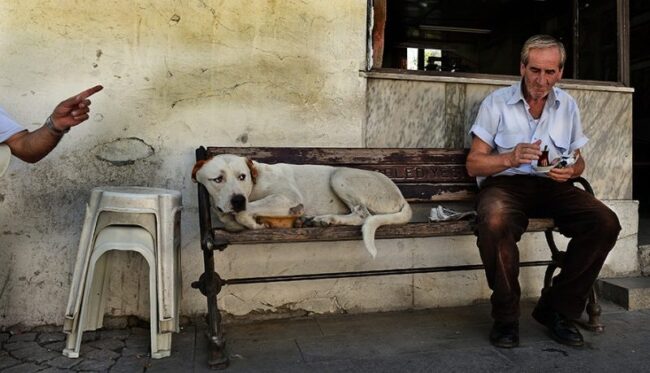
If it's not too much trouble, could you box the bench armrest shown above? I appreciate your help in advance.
[571,177,594,196]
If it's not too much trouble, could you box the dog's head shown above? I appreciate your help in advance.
[192,154,258,214]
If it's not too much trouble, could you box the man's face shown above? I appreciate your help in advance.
[520,47,563,100]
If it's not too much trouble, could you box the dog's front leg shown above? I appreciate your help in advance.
[236,194,304,229]
[217,211,247,232]
[234,211,266,230]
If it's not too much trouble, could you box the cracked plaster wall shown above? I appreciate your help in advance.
[0,0,367,326]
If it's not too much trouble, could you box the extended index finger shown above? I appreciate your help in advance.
[62,85,104,106]
[76,85,104,101]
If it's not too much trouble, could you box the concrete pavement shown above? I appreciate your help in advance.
[1,299,649,372]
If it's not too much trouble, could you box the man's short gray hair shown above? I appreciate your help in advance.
[520,34,566,69]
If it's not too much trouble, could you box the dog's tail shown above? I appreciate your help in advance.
[362,202,412,258]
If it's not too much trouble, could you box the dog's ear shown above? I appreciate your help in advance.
[191,160,208,183]
[246,158,258,184]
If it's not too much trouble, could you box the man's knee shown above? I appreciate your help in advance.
[598,207,621,243]
[476,208,525,239]
[478,213,510,234]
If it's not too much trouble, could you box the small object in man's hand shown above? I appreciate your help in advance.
[539,145,549,167]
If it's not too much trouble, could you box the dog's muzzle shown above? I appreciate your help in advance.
[231,194,246,212]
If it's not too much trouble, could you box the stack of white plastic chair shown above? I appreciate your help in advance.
[62,186,182,359]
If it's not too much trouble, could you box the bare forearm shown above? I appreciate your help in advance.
[5,124,63,163]
[466,152,513,177]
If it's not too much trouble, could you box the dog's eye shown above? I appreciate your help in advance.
[238,174,246,181]
[210,176,224,183]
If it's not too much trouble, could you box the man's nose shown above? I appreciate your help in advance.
[231,194,246,212]
[538,72,550,83]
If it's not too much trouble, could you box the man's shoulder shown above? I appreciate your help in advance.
[553,86,578,104]
[482,83,519,105]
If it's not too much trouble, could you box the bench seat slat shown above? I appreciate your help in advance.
[212,219,554,245]
[205,147,468,166]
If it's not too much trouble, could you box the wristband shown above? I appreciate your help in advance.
[45,116,69,136]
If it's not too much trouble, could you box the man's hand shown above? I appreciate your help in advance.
[546,150,585,182]
[50,85,104,132]
[547,166,575,182]
[467,137,543,177]
[507,139,542,167]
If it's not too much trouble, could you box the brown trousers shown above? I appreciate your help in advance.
[475,175,621,323]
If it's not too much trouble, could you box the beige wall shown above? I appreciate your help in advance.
[0,0,367,326]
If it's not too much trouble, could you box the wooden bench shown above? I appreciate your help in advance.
[192,146,602,369]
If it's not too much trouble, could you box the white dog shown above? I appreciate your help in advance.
[192,154,412,257]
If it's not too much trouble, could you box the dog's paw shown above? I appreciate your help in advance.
[297,216,316,227]
[223,224,246,232]
[220,217,247,232]
[310,217,332,227]
[293,217,305,228]
[289,203,304,216]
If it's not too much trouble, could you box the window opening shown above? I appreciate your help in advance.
[371,0,628,83]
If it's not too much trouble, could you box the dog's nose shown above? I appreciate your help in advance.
[231,194,246,212]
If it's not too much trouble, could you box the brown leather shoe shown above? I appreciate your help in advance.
[489,321,519,348]
[532,305,584,347]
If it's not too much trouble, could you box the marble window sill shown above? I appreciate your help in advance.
[361,69,634,94]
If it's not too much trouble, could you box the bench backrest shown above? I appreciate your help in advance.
[199,147,477,204]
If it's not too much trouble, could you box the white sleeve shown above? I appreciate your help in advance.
[468,95,498,149]
[0,106,26,143]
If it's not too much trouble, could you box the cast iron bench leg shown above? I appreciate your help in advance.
[192,245,229,369]
[195,148,230,369]
[206,272,228,369]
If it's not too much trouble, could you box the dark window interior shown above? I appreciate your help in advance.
[631,0,650,213]
[381,0,618,82]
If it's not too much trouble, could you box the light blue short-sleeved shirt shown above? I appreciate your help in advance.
[1,106,25,143]
[469,81,588,185]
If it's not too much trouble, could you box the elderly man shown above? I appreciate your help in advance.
[466,35,620,348]
[1,85,103,168]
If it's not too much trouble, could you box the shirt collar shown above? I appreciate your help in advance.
[507,80,561,109]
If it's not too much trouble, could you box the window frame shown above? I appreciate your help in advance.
[368,0,630,86]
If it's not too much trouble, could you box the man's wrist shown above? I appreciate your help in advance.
[44,116,69,136]
[503,153,514,168]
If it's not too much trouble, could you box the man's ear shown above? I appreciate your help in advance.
[246,158,258,184]
[191,159,209,183]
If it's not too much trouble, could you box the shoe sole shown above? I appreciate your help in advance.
[490,340,519,349]
[548,332,584,347]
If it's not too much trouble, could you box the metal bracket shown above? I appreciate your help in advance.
[191,272,224,297]
[202,235,229,251]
